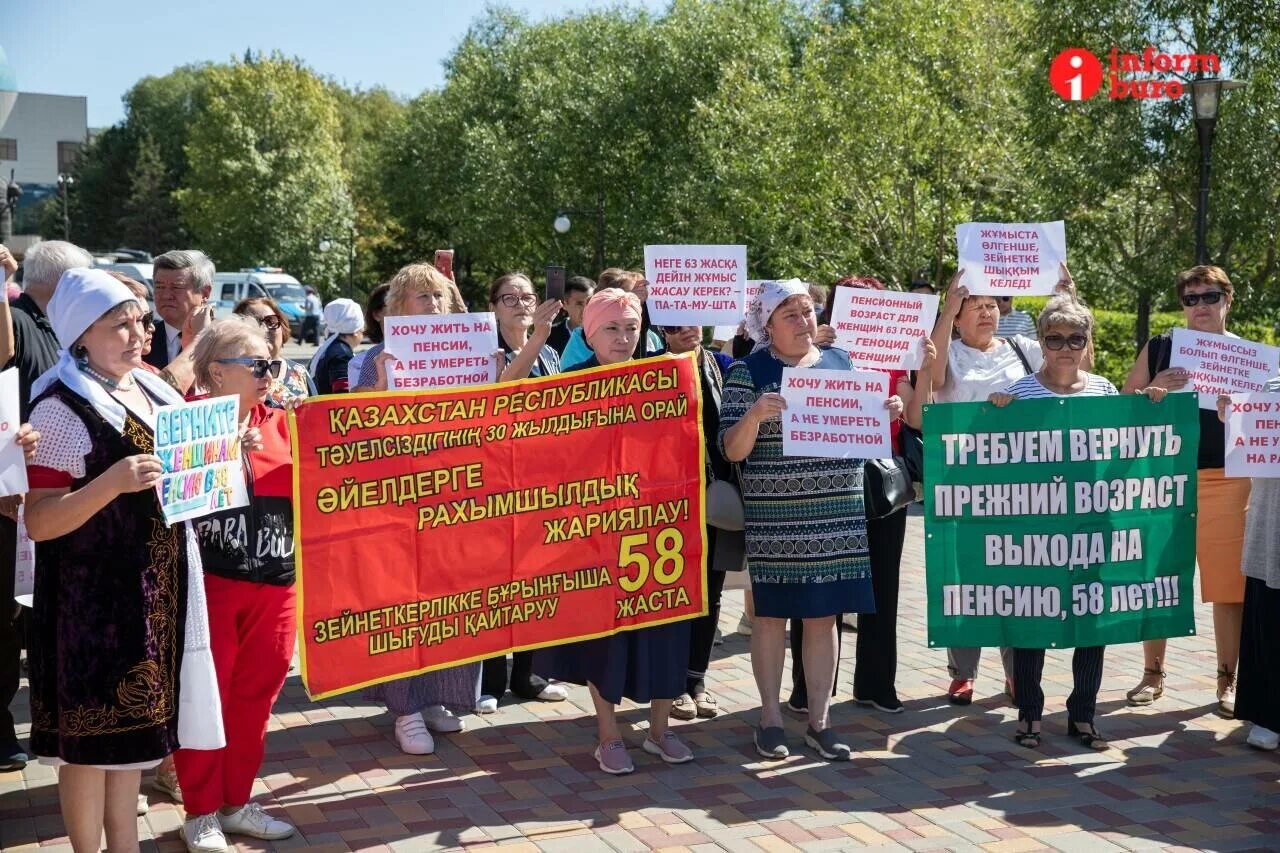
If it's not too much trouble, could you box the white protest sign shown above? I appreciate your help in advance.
[710,279,765,340]
[14,506,33,608]
[829,288,938,371]
[0,369,28,497]
[780,367,893,459]
[1169,328,1280,409]
[383,313,499,390]
[644,245,747,326]
[1224,392,1280,477]
[154,395,250,525]
[956,221,1066,295]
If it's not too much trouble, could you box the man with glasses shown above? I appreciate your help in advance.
[146,250,216,383]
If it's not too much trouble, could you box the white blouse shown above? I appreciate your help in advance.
[936,335,1045,403]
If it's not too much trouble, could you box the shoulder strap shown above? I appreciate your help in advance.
[1007,337,1034,375]
[1147,334,1172,377]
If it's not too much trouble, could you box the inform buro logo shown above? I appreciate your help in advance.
[1050,46,1222,102]
[1049,48,1104,101]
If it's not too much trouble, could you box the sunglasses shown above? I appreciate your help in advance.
[253,314,284,331]
[661,325,698,334]
[216,357,282,379]
[997,296,1013,303]
[1043,333,1089,351]
[1180,290,1225,307]
[140,312,155,330]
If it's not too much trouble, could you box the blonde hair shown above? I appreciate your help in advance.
[192,315,270,390]
[386,263,466,316]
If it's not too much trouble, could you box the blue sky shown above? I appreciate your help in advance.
[3,0,665,128]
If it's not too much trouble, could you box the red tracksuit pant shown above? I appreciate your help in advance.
[174,574,296,816]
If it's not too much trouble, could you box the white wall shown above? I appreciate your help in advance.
[0,92,88,184]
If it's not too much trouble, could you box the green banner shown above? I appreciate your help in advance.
[924,393,1199,649]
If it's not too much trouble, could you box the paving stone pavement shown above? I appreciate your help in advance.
[3,511,1278,852]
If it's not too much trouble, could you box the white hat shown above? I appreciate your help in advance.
[322,298,364,335]
[47,268,140,349]
[744,278,811,349]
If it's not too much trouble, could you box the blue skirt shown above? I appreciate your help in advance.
[753,576,876,620]
[534,620,690,705]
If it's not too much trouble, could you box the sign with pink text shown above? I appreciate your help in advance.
[644,245,748,327]
[829,288,938,370]
[1169,329,1280,409]
[383,314,499,390]
[779,368,893,459]
[956,221,1066,295]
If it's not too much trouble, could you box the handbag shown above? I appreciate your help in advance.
[863,457,913,520]
[706,477,745,531]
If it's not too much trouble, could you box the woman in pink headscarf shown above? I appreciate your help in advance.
[535,289,695,776]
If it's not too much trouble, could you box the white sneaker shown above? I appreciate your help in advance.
[219,802,295,840]
[182,813,228,852]
[476,694,499,714]
[1247,724,1280,751]
[422,704,464,733]
[394,712,435,754]
[537,682,568,702]
[137,793,149,815]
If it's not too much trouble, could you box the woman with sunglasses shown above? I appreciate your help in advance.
[476,273,567,711]
[233,297,316,407]
[989,296,1167,750]
[1121,265,1247,717]
[173,316,299,852]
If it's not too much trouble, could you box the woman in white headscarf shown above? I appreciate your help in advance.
[719,279,902,763]
[24,268,223,853]
[309,298,365,394]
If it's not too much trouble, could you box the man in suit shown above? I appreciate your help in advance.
[146,249,215,376]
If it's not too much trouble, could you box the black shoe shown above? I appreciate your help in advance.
[784,694,808,716]
[0,739,28,771]
[853,692,904,714]
[754,725,789,760]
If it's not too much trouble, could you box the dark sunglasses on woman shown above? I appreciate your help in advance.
[1180,291,1224,307]
[1043,333,1089,351]
[216,357,283,379]
[140,312,155,330]
[253,314,284,331]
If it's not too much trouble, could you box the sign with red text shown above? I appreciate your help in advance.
[1225,392,1280,477]
[154,395,249,525]
[956,221,1066,295]
[1169,329,1280,409]
[290,355,708,699]
[780,368,893,458]
[383,313,499,390]
[13,506,33,608]
[0,369,27,497]
[644,244,748,326]
[829,289,938,370]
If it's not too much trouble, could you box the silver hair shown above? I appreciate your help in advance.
[24,241,93,289]
[1037,295,1094,338]
[154,249,216,290]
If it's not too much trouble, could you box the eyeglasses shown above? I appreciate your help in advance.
[1043,333,1089,351]
[140,312,155,330]
[251,314,283,331]
[497,293,537,307]
[1180,290,1225,307]
[216,357,282,379]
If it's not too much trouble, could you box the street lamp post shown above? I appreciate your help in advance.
[56,173,74,241]
[1190,77,1245,266]
[318,226,357,298]
[553,188,605,274]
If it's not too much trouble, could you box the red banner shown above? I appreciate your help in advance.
[290,354,707,699]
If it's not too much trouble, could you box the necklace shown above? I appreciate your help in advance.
[79,363,135,392]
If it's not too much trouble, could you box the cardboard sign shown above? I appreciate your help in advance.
[828,289,939,370]
[0,369,28,497]
[154,395,249,525]
[383,313,499,391]
[956,221,1067,295]
[1168,328,1280,409]
[1224,392,1280,477]
[644,245,748,326]
[780,367,893,459]
[710,279,766,340]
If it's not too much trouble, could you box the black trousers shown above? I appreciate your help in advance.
[0,518,21,745]
[791,506,907,701]
[481,651,547,701]
[685,567,727,695]
[1013,646,1105,724]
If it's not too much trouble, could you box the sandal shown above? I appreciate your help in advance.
[1126,660,1165,706]
[693,691,719,718]
[1013,727,1041,749]
[1217,666,1237,719]
[670,693,697,721]
[1067,720,1108,750]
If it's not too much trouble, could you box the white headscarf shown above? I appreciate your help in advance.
[744,278,811,353]
[310,298,365,375]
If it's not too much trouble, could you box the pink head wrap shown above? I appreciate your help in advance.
[582,289,642,343]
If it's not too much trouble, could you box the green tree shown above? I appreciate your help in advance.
[177,54,354,293]
[120,134,183,254]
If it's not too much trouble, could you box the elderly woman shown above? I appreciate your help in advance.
[309,298,364,394]
[233,297,315,407]
[661,323,742,720]
[350,263,480,751]
[719,279,903,762]
[535,290,694,774]
[171,316,299,851]
[24,268,220,853]
[1122,265,1248,717]
[989,296,1166,750]
[477,273,568,710]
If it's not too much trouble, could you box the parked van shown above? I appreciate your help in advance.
[99,262,155,304]
[211,268,310,339]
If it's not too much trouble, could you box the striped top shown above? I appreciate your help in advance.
[1005,372,1118,399]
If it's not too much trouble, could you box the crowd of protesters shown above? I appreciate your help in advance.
[0,239,1276,853]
